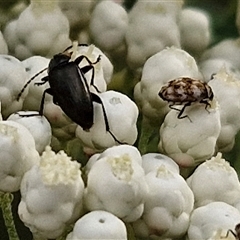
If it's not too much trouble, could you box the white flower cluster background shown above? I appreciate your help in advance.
[0,0,240,240]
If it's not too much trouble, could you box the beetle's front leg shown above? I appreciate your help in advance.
[76,55,102,93]
[35,76,49,86]
[74,54,101,66]
[80,65,101,93]
[169,102,192,122]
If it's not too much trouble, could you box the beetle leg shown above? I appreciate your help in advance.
[75,54,102,93]
[169,102,192,122]
[200,99,211,113]
[80,65,101,93]
[39,88,53,115]
[224,229,237,239]
[91,93,126,144]
[169,104,181,113]
[16,87,52,118]
[74,54,101,66]
[35,76,49,86]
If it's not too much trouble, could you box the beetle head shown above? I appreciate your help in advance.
[48,53,71,72]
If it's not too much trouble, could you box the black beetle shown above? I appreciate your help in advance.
[17,44,123,144]
[225,223,240,239]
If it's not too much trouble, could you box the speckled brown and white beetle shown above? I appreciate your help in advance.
[158,77,214,120]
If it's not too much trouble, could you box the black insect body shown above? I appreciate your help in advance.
[17,44,123,144]
[158,77,214,121]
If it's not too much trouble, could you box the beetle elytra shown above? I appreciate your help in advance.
[159,77,214,121]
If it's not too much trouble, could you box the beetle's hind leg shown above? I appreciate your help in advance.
[91,93,127,144]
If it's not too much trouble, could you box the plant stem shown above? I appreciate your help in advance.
[0,191,19,240]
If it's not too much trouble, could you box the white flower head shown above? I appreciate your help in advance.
[142,152,179,174]
[0,55,28,118]
[39,146,81,185]
[188,202,240,240]
[76,90,138,151]
[66,210,127,240]
[201,38,240,70]
[126,1,183,69]
[0,120,39,192]
[187,152,240,209]
[199,58,240,81]
[89,1,128,52]
[208,67,240,152]
[18,146,84,239]
[3,0,71,60]
[158,98,221,167]
[133,165,194,239]
[179,8,211,56]
[21,56,50,111]
[84,151,148,222]
[8,111,52,154]
[85,144,142,176]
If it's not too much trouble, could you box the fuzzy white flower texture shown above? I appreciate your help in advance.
[18,146,84,239]
[84,146,148,222]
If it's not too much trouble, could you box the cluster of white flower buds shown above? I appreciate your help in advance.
[0,0,240,239]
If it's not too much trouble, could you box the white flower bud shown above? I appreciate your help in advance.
[59,0,94,33]
[0,55,28,118]
[199,58,240,81]
[0,120,39,192]
[188,202,240,240]
[67,43,113,88]
[21,56,50,111]
[85,144,142,176]
[158,99,221,167]
[4,0,71,60]
[18,146,84,239]
[84,151,148,222]
[76,90,138,151]
[89,1,128,52]
[66,210,127,240]
[134,47,202,125]
[7,111,52,154]
[179,8,211,56]
[0,31,8,54]
[201,38,240,70]
[133,165,194,239]
[187,153,240,209]
[126,1,183,69]
[142,153,179,174]
[208,68,240,152]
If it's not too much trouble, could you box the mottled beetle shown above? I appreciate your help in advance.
[158,77,214,120]
[17,44,122,143]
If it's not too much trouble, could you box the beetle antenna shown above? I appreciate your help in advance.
[17,67,48,101]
